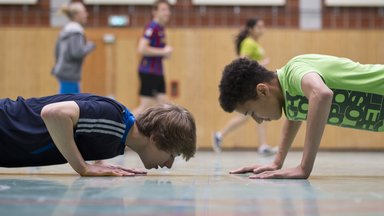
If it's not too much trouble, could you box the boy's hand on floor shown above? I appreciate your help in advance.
[230,163,279,174]
[80,162,147,177]
[249,166,309,179]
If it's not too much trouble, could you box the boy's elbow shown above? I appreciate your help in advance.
[41,105,57,120]
[314,88,333,103]
[137,46,145,55]
[41,105,64,120]
[69,52,84,59]
[320,89,333,102]
[41,102,79,126]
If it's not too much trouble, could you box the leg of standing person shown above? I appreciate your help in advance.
[256,123,277,155]
[213,114,277,154]
[156,93,167,104]
[133,73,159,116]
[135,81,168,116]
[213,114,248,152]
[133,96,156,116]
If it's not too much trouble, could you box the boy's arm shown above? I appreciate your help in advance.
[230,119,301,174]
[250,72,333,179]
[299,72,333,175]
[41,101,146,176]
[68,34,95,59]
[272,119,302,168]
[137,37,172,57]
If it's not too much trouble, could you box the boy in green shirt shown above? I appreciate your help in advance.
[218,54,384,179]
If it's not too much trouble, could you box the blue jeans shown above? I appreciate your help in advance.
[59,81,80,94]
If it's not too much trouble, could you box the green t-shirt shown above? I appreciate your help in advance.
[240,37,265,61]
[277,54,384,132]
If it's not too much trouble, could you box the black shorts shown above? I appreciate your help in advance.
[139,73,166,97]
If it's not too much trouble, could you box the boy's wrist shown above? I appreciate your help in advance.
[273,158,283,169]
[72,161,88,176]
[272,150,285,169]
[299,162,313,176]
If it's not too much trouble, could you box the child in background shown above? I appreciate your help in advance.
[133,0,173,116]
[51,2,95,94]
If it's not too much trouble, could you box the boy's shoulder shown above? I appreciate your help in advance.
[146,21,162,30]
[143,21,162,37]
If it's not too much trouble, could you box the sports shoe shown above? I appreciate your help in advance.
[257,144,278,156]
[212,132,223,153]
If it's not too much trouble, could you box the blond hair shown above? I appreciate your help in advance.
[136,103,196,161]
[60,2,84,20]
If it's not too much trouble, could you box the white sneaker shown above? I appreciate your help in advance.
[258,144,278,156]
[212,132,223,153]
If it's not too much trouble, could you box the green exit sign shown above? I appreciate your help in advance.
[108,15,129,27]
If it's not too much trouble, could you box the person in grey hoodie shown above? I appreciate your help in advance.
[52,2,95,94]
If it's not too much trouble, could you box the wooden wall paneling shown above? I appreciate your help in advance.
[166,29,210,147]
[36,28,58,96]
[1,28,384,149]
[114,28,142,109]
[82,29,107,95]
[0,28,56,98]
[105,41,115,97]
[0,30,4,97]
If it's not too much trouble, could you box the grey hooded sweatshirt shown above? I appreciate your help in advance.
[52,22,95,82]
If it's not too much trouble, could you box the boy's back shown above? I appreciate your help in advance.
[0,94,133,167]
[277,54,384,131]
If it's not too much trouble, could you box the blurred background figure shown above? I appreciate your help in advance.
[133,0,173,116]
[51,1,95,94]
[213,18,277,155]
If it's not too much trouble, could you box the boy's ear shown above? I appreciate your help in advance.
[256,83,268,96]
[144,135,154,148]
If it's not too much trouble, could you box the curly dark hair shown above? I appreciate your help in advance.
[219,58,276,112]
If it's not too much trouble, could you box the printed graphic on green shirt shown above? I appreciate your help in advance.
[285,89,384,132]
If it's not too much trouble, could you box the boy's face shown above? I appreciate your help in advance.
[251,20,265,38]
[235,84,282,124]
[139,139,176,170]
[153,3,171,25]
[74,5,88,25]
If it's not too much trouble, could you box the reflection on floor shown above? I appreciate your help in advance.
[0,151,383,216]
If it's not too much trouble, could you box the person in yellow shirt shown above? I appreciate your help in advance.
[213,18,277,154]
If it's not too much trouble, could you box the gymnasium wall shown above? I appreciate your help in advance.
[0,27,383,150]
[1,0,384,29]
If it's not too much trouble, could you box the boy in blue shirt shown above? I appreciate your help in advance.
[0,93,196,176]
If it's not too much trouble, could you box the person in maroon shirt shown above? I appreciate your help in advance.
[133,0,173,116]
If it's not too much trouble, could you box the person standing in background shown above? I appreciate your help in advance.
[133,0,173,116]
[52,1,95,94]
[213,18,277,155]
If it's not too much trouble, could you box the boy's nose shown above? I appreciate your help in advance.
[252,115,263,124]
[165,157,174,169]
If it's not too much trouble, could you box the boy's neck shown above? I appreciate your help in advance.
[153,18,165,27]
[272,75,285,108]
[124,124,149,153]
